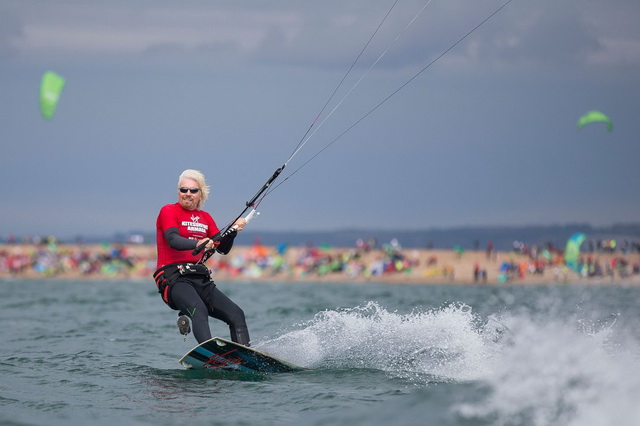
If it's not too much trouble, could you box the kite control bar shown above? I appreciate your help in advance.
[192,165,282,257]
[192,208,260,256]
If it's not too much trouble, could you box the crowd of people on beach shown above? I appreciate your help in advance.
[489,239,640,283]
[0,241,148,278]
[1,235,639,283]
[0,238,420,281]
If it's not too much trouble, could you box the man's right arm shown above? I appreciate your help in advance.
[164,227,197,250]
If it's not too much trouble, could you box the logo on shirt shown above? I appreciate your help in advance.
[182,215,208,234]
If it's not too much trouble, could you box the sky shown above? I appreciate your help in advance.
[1,0,639,240]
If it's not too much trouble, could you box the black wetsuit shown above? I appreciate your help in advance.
[166,227,250,345]
[170,273,250,345]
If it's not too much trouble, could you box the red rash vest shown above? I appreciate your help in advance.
[156,203,220,268]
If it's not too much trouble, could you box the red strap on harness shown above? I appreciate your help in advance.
[163,285,170,303]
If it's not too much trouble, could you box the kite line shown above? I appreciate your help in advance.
[195,0,515,259]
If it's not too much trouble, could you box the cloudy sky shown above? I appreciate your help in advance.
[1,0,639,239]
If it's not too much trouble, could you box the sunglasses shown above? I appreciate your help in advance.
[179,187,200,194]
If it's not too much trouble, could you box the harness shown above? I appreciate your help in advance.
[153,263,211,310]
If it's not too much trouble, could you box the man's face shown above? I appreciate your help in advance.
[177,178,201,211]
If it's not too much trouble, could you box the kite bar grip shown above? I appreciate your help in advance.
[244,208,260,224]
[229,208,260,231]
[192,209,260,255]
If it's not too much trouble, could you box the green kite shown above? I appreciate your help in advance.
[40,71,66,120]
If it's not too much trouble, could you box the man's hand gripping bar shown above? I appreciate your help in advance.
[191,208,260,256]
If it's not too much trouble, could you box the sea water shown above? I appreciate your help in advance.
[1,279,638,426]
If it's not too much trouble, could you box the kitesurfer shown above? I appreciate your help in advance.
[154,169,251,346]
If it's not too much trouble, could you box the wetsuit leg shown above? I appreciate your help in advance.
[205,286,251,346]
[170,280,212,343]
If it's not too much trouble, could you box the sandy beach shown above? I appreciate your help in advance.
[2,242,639,285]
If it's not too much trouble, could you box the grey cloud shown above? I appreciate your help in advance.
[0,7,24,59]
[486,11,603,68]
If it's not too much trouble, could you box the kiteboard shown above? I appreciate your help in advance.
[179,337,307,373]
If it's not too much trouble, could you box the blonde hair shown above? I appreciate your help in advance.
[178,169,210,209]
